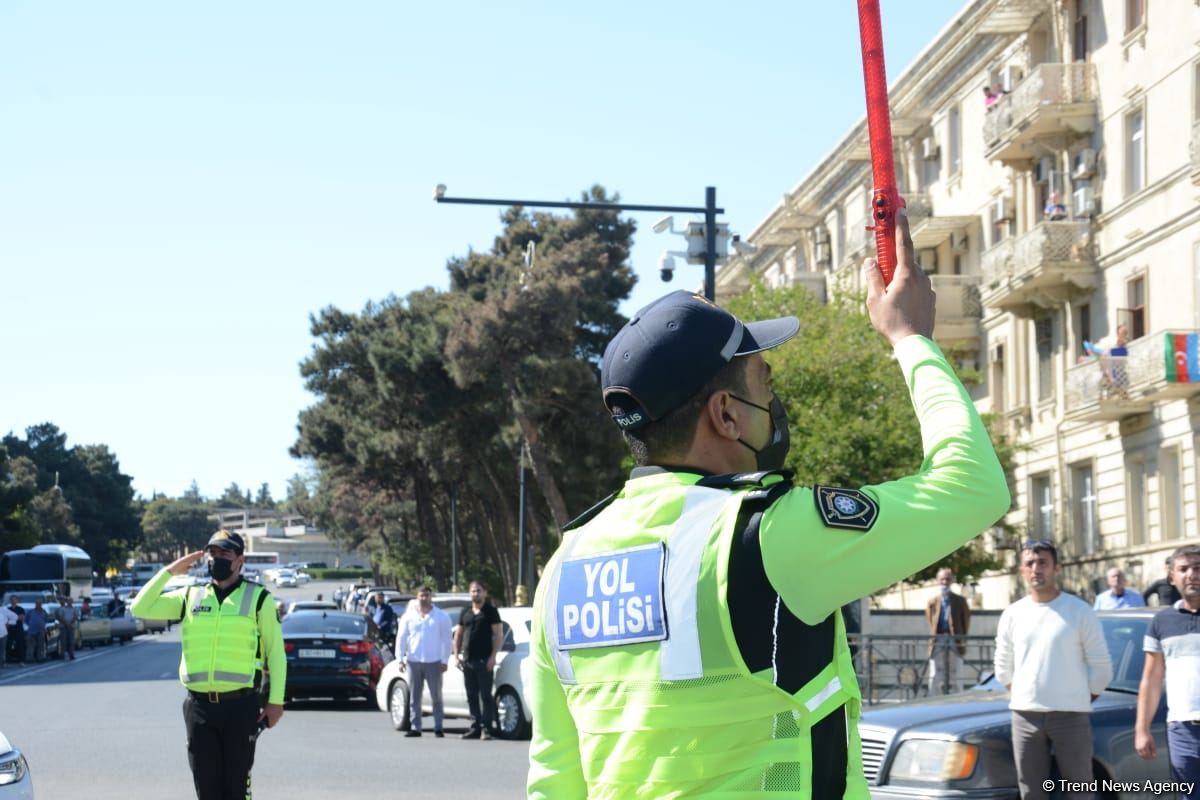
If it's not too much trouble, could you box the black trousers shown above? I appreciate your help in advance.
[463,658,496,732]
[183,692,260,800]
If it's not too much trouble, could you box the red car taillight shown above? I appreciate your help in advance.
[339,641,371,654]
[284,642,295,653]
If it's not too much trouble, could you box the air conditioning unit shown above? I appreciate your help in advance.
[1000,65,1024,93]
[993,196,1015,222]
[1073,184,1096,217]
[1035,156,1056,183]
[951,231,969,254]
[921,137,940,161]
[1072,148,1097,179]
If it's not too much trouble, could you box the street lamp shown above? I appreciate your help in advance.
[434,184,727,300]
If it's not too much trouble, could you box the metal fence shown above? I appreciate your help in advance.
[848,633,997,705]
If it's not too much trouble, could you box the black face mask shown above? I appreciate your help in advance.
[730,393,791,471]
[208,556,235,582]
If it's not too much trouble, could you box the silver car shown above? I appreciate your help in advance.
[0,730,33,799]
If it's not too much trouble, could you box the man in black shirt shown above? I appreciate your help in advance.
[1143,555,1184,607]
[453,580,503,740]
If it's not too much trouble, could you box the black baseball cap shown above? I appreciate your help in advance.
[206,530,245,555]
[601,290,799,430]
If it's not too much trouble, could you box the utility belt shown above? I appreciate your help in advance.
[188,687,258,704]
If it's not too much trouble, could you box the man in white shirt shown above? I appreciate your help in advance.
[395,586,453,738]
[1094,566,1146,610]
[994,540,1113,800]
[0,602,18,668]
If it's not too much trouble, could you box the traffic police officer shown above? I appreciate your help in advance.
[526,214,1011,798]
[132,531,286,800]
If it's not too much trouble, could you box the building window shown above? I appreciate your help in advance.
[1031,474,1054,540]
[1077,303,1092,356]
[1122,276,1147,339]
[1159,447,1182,541]
[1073,3,1089,61]
[1128,455,1146,546]
[948,105,962,176]
[1125,0,1145,35]
[1071,463,1097,555]
[1036,315,1055,401]
[1125,108,1145,196]
[990,344,1006,414]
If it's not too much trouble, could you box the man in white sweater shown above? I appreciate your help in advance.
[994,540,1113,800]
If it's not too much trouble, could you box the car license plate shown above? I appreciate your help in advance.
[298,648,335,658]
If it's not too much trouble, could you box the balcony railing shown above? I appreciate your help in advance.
[984,63,1098,162]
[1065,330,1200,420]
[1191,120,1200,185]
[979,221,1095,314]
[931,274,982,348]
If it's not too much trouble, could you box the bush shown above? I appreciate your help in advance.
[307,568,373,581]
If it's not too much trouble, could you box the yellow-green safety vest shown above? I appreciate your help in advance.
[179,581,266,693]
[538,478,870,798]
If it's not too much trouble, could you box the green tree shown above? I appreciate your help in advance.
[141,498,214,561]
[217,483,248,508]
[725,281,1006,585]
[0,449,40,553]
[254,482,275,509]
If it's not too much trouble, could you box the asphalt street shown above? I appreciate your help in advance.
[0,579,530,799]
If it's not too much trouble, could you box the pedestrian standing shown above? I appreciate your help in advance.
[395,586,453,738]
[994,540,1113,800]
[371,592,397,645]
[25,599,48,663]
[6,597,25,665]
[1144,555,1184,608]
[525,214,1010,798]
[925,567,971,695]
[131,530,286,800]
[1094,566,1146,610]
[1135,545,1200,800]
[55,596,79,660]
[0,602,17,668]
[454,581,503,740]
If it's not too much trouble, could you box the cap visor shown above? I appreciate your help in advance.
[735,316,800,355]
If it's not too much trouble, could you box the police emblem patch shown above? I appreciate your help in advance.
[813,485,879,531]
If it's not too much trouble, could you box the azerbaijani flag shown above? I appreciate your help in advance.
[1165,332,1200,383]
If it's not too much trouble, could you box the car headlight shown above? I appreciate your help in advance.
[888,739,978,782]
[0,750,28,785]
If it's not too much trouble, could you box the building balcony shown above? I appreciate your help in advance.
[930,274,982,350]
[976,0,1046,34]
[1064,330,1200,421]
[1191,120,1200,185]
[979,221,1096,315]
[983,63,1098,164]
[842,223,874,266]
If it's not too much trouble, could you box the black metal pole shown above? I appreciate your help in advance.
[703,186,717,301]
[450,484,458,591]
[517,445,526,590]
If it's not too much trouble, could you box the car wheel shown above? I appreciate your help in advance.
[389,680,411,731]
[495,687,531,740]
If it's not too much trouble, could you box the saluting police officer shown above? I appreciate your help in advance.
[526,213,1012,799]
[131,531,286,800]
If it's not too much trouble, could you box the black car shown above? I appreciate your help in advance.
[858,610,1171,799]
[282,610,391,703]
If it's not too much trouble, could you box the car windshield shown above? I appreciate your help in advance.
[1101,615,1148,694]
[283,614,366,636]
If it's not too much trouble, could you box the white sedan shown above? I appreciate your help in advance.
[376,605,534,739]
[273,569,299,588]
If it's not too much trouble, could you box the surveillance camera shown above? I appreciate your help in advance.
[660,268,674,283]
[658,252,676,282]
[433,184,447,200]
[652,215,674,234]
[731,239,758,256]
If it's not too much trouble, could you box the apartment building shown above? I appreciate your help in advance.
[717,0,1200,608]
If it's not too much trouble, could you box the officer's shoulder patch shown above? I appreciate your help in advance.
[813,485,878,532]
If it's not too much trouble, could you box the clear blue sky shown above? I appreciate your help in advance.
[1,1,967,502]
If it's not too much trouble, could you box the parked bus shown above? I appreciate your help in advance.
[0,544,93,600]
[131,562,164,585]
[241,551,280,582]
